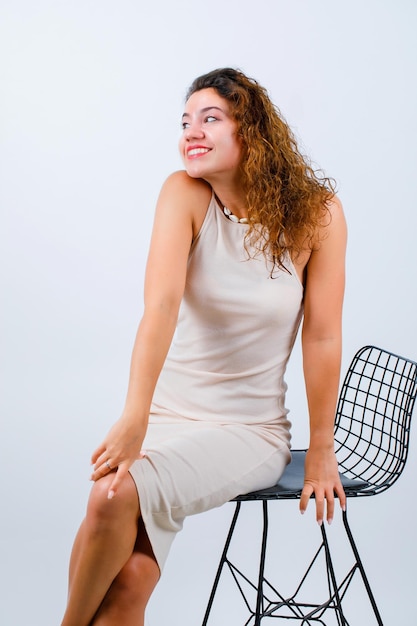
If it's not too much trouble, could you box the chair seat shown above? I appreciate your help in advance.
[233,450,368,501]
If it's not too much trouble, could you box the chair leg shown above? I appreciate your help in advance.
[202,501,243,625]
[254,500,269,625]
[342,509,384,626]
[202,500,270,626]
[320,522,349,626]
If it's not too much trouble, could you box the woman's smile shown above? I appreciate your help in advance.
[186,145,211,158]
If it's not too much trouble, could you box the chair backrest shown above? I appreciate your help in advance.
[334,345,417,496]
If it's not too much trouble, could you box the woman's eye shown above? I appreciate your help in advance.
[205,115,217,123]
[182,121,190,130]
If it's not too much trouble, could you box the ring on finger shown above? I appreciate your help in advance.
[105,460,112,470]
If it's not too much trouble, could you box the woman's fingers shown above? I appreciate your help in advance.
[90,460,132,499]
[90,448,147,486]
[94,450,113,471]
[300,448,346,525]
[107,463,131,499]
[335,480,347,512]
[299,481,345,525]
[90,443,106,466]
[300,482,326,525]
[324,489,335,524]
[90,457,115,481]
[299,482,313,515]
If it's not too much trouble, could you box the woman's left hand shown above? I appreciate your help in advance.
[299,446,346,525]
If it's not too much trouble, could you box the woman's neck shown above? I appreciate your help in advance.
[209,181,248,220]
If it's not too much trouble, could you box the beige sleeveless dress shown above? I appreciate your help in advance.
[129,193,304,571]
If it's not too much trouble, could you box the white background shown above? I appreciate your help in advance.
[1,1,416,624]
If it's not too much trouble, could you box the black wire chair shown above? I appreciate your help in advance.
[201,345,417,625]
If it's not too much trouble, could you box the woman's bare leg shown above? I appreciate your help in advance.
[66,518,86,586]
[91,518,160,626]
[61,473,140,626]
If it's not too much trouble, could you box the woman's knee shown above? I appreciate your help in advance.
[86,474,139,530]
[91,555,158,624]
[111,551,160,608]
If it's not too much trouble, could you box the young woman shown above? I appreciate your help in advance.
[61,67,347,626]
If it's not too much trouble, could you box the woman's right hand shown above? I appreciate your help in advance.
[90,417,147,499]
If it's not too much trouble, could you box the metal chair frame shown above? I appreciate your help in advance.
[201,345,417,625]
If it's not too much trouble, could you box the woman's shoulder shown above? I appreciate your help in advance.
[326,194,345,221]
[309,193,347,263]
[322,194,347,242]
[292,194,346,281]
[161,170,212,205]
[311,193,346,245]
[156,172,213,238]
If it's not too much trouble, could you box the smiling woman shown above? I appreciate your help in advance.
[60,67,347,626]
[179,90,244,195]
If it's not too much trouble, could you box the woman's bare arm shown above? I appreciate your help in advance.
[299,196,348,524]
[90,172,211,497]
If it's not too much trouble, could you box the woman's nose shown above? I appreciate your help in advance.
[185,122,204,140]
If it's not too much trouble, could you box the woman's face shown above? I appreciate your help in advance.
[179,88,242,183]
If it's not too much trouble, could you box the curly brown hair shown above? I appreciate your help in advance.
[186,68,336,269]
